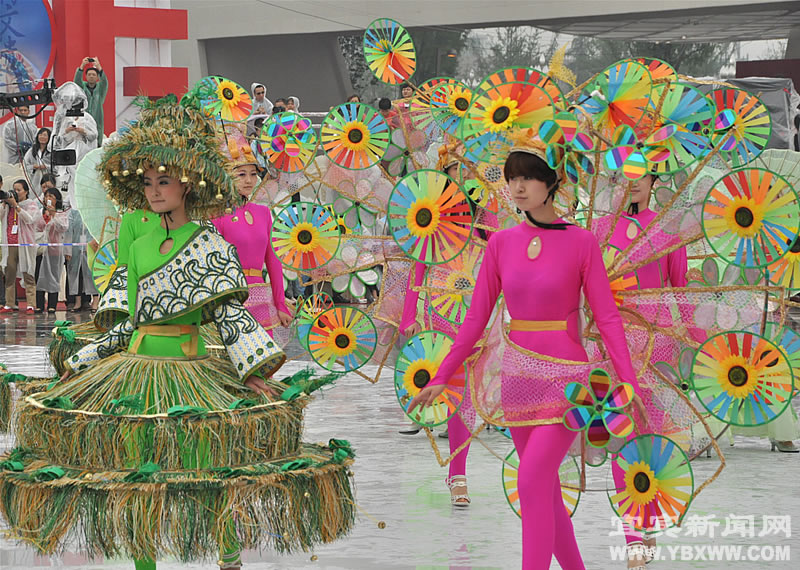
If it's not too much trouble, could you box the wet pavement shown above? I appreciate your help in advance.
[0,311,798,569]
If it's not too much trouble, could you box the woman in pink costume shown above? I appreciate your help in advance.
[595,173,687,568]
[398,145,500,506]
[212,125,293,344]
[410,134,647,570]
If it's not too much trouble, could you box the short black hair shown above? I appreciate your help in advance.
[13,179,29,193]
[41,173,57,187]
[378,98,392,111]
[274,98,287,105]
[504,152,558,186]
[44,187,63,210]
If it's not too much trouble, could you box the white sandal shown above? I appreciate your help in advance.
[625,542,647,569]
[445,475,471,507]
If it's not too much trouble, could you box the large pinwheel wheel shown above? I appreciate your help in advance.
[92,239,118,294]
[388,170,473,265]
[578,60,653,141]
[394,330,466,427]
[702,168,799,269]
[604,124,675,180]
[426,242,483,325]
[459,67,559,163]
[405,77,450,136]
[295,293,334,351]
[272,202,341,270]
[539,111,596,186]
[692,331,794,427]
[363,18,416,84]
[609,435,694,532]
[709,88,771,166]
[603,245,640,306]
[321,103,391,169]
[646,83,713,174]
[258,112,317,173]
[562,368,635,448]
[196,76,252,122]
[428,78,473,138]
[631,57,678,83]
[307,307,377,371]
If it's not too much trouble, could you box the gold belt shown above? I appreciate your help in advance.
[130,324,200,356]
[243,268,263,277]
[509,319,567,332]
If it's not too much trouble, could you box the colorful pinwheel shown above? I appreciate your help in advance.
[363,18,416,84]
[646,83,713,174]
[503,450,581,518]
[631,57,678,83]
[197,76,252,122]
[428,79,473,137]
[406,77,450,136]
[388,170,473,265]
[709,88,771,166]
[258,112,317,173]
[538,111,596,186]
[394,330,465,427]
[604,124,676,180]
[427,243,483,325]
[463,179,499,212]
[578,60,653,141]
[603,245,639,306]
[459,67,558,162]
[609,435,694,532]
[295,293,334,351]
[272,202,341,270]
[91,239,118,294]
[562,368,635,448]
[321,103,391,169]
[692,331,794,427]
[702,168,799,269]
[308,307,377,371]
[767,233,800,289]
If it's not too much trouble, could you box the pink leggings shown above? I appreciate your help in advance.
[447,391,476,478]
[509,423,585,570]
[611,432,645,545]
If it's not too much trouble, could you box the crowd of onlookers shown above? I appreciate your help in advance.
[0,56,106,314]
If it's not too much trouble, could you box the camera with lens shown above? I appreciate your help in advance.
[0,189,18,201]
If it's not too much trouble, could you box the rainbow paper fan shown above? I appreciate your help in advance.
[295,293,334,351]
[578,60,653,142]
[428,78,473,138]
[701,168,799,269]
[645,83,713,175]
[196,76,252,122]
[609,434,694,532]
[91,239,118,294]
[631,57,677,83]
[459,67,559,163]
[603,245,640,306]
[388,170,473,265]
[394,330,465,427]
[307,306,377,371]
[426,243,483,325]
[503,449,581,518]
[562,368,635,448]
[258,112,317,173]
[406,77,450,136]
[767,234,800,290]
[691,331,794,427]
[708,88,771,166]
[321,103,390,169]
[272,202,341,270]
[363,18,416,85]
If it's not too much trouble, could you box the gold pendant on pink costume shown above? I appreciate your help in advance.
[244,210,254,225]
[625,221,638,240]
[527,236,542,260]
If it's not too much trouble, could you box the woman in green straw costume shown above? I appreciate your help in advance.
[0,98,355,569]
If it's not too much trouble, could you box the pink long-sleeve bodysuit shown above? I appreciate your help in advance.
[212,202,290,345]
[429,220,639,570]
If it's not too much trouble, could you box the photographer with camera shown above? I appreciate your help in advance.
[74,57,107,146]
[0,179,40,313]
[34,186,68,314]
[51,83,97,205]
[2,105,37,165]
[22,127,52,195]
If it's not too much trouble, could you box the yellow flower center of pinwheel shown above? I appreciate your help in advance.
[446,271,475,292]
[717,354,758,399]
[448,88,471,117]
[216,80,242,107]
[407,198,441,238]
[624,461,659,506]
[483,97,520,133]
[289,222,320,254]
[403,359,439,393]
[326,326,357,357]
[723,196,765,239]
[341,121,371,152]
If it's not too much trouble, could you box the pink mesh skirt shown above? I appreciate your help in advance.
[245,283,291,347]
